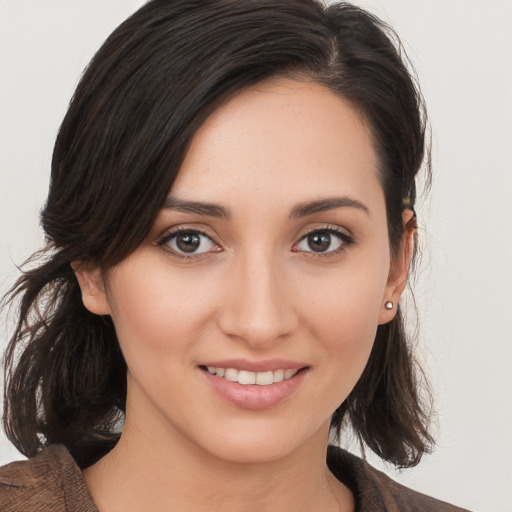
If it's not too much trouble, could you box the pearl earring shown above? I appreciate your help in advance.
[384,300,394,310]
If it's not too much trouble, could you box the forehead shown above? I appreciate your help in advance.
[172,78,382,213]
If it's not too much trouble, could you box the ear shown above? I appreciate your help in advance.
[72,261,112,316]
[378,209,416,325]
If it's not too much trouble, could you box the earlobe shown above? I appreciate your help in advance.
[72,262,112,316]
[378,209,416,325]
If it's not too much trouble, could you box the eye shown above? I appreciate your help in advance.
[157,228,220,257]
[294,228,352,254]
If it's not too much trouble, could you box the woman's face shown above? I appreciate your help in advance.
[78,79,409,464]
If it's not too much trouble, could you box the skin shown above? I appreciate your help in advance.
[76,78,414,512]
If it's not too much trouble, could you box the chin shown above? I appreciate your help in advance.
[206,438,299,465]
[189,416,330,465]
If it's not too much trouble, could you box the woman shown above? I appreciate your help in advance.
[0,1,470,510]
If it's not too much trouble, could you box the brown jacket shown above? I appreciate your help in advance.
[0,444,471,511]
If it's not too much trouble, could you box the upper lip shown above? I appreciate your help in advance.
[199,358,308,373]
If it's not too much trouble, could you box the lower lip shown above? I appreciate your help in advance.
[201,368,307,410]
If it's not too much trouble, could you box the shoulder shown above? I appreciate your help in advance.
[327,445,472,512]
[0,444,97,512]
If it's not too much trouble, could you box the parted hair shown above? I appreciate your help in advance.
[2,0,433,469]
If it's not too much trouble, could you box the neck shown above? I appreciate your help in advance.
[83,388,353,512]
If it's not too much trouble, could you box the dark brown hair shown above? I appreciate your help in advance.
[2,0,433,469]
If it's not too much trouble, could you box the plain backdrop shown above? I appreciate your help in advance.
[1,1,511,511]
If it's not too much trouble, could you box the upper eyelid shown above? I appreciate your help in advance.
[158,225,218,242]
[156,226,219,249]
[296,226,352,245]
[158,223,350,238]
[297,224,353,241]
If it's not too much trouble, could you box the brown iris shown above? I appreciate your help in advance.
[176,232,201,253]
[307,232,331,252]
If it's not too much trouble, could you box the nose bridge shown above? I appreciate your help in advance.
[218,246,296,347]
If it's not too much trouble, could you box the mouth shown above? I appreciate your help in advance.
[200,366,302,386]
[198,361,309,409]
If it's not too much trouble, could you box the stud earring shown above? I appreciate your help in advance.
[384,300,394,310]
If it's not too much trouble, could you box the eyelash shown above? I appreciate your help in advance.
[156,225,354,260]
[156,227,220,260]
[295,226,354,258]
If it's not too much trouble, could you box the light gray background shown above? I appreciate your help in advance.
[1,1,511,511]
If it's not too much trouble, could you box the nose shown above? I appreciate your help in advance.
[217,251,298,348]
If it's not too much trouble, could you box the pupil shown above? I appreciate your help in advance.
[308,233,330,252]
[177,233,200,252]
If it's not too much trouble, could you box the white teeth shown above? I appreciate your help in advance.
[224,368,238,382]
[273,369,284,383]
[255,371,274,386]
[238,371,256,385]
[284,369,296,379]
[205,366,300,385]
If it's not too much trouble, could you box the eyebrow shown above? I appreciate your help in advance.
[289,197,370,218]
[163,197,232,219]
[162,195,369,220]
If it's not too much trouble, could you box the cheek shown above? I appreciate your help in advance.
[306,287,378,374]
[300,253,389,331]
[296,254,389,378]
[105,260,219,360]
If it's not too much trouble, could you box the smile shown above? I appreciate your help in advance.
[204,367,299,386]
[200,363,308,410]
